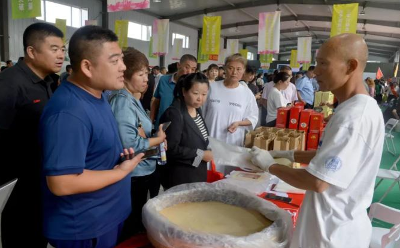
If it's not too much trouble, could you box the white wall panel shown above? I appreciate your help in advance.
[7,0,102,61]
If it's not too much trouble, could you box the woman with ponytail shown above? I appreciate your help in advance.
[159,73,212,189]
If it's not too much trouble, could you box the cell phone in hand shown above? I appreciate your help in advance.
[134,147,159,159]
[161,121,171,132]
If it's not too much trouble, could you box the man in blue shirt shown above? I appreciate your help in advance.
[40,26,143,248]
[150,54,197,129]
[296,66,316,108]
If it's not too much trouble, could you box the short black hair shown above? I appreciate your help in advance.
[219,66,225,71]
[23,23,64,54]
[274,71,291,84]
[68,25,118,72]
[245,65,256,75]
[6,60,12,64]
[168,62,178,74]
[308,66,315,71]
[180,54,197,64]
[152,66,160,71]
[66,65,72,71]
[280,65,292,72]
[174,73,209,102]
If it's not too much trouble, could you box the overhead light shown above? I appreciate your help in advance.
[362,23,366,30]
[276,4,281,11]
[295,20,299,27]
[153,0,161,2]
[359,7,365,15]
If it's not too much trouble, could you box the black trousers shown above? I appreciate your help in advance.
[118,171,159,243]
[261,106,268,126]
[1,180,48,248]
[304,103,314,109]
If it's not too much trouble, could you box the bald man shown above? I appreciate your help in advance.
[251,33,384,248]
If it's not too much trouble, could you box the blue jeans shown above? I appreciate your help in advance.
[48,222,124,248]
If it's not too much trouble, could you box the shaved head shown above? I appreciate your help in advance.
[319,33,368,71]
[314,33,369,100]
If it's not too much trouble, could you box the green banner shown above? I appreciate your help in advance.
[197,39,209,64]
[12,0,41,19]
[260,54,273,63]
[148,37,157,59]
[55,19,67,43]
[115,20,129,49]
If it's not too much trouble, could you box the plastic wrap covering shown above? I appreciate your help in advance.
[142,182,292,248]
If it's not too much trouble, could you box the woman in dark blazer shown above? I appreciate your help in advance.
[160,73,213,189]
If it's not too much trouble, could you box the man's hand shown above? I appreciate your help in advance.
[228,122,239,133]
[249,147,276,172]
[269,150,295,162]
[115,148,144,173]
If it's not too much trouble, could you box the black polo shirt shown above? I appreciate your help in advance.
[0,59,53,186]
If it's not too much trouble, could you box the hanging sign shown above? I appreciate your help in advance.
[107,0,150,12]
[297,37,312,63]
[12,0,41,19]
[172,38,183,61]
[55,19,67,43]
[201,16,221,55]
[290,50,300,68]
[152,19,169,56]
[258,11,280,54]
[226,39,239,56]
[330,3,359,37]
[115,20,129,49]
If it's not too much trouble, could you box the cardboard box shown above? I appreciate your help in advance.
[307,132,319,150]
[276,107,291,128]
[321,91,334,105]
[273,136,290,151]
[288,132,302,150]
[253,133,275,150]
[309,112,324,133]
[244,131,259,148]
[314,91,323,107]
[296,130,306,151]
[298,109,314,132]
[288,106,302,130]
[321,105,333,118]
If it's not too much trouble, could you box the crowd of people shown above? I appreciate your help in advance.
[0,22,394,248]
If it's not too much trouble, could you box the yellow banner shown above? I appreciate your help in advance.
[197,39,209,64]
[55,19,67,43]
[148,37,157,59]
[330,3,359,37]
[115,20,129,49]
[290,50,300,68]
[240,49,248,60]
[201,16,221,55]
[260,54,273,63]
[302,63,310,71]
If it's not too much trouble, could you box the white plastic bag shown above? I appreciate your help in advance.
[142,182,293,248]
[208,137,263,172]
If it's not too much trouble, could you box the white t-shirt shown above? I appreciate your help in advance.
[203,80,258,147]
[282,82,298,105]
[262,81,275,100]
[290,94,384,248]
[266,87,286,123]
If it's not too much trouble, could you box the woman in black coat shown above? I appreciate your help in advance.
[160,73,213,189]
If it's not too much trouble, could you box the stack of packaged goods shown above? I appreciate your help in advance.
[314,91,335,118]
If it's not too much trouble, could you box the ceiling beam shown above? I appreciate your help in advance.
[225,26,400,40]
[221,15,400,30]
[162,0,400,21]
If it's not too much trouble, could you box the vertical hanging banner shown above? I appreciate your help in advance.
[226,39,239,56]
[85,20,98,26]
[260,54,273,63]
[152,19,169,56]
[302,63,310,71]
[290,50,300,69]
[201,16,221,55]
[107,0,150,12]
[330,3,358,37]
[218,49,226,65]
[239,49,248,60]
[297,37,312,64]
[197,39,209,64]
[148,37,157,59]
[172,39,183,61]
[115,20,129,49]
[12,0,41,19]
[258,11,281,54]
[55,19,67,43]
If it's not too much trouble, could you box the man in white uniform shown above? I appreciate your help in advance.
[251,33,384,248]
